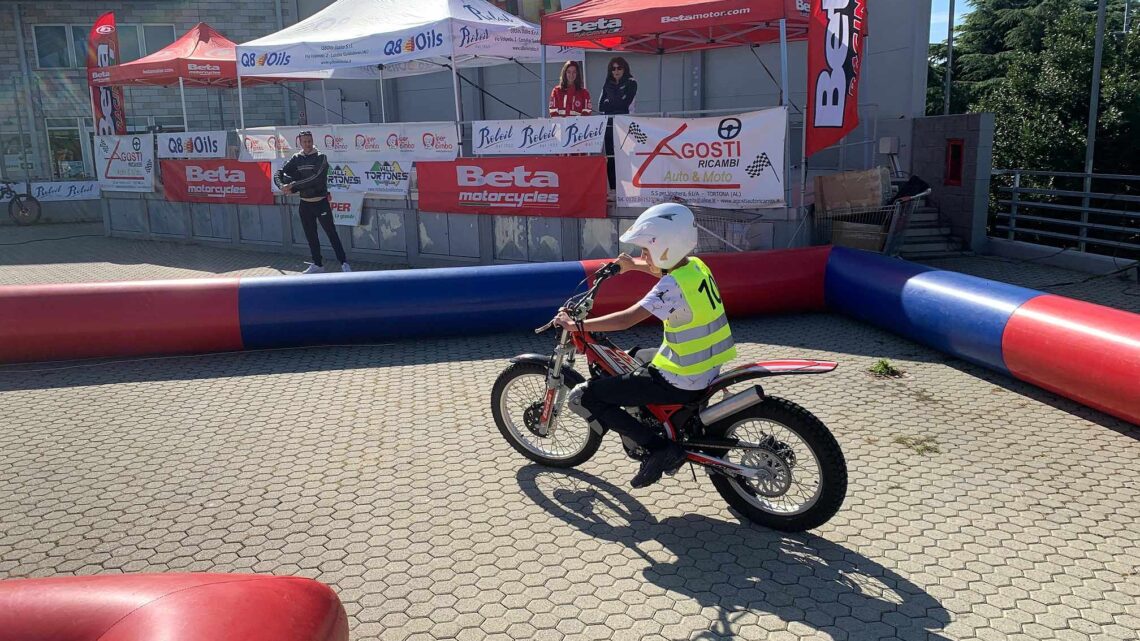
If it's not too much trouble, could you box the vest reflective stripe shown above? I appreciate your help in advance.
[651,257,737,377]
[663,313,730,344]
[657,335,737,368]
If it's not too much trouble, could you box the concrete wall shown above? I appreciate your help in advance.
[911,113,995,252]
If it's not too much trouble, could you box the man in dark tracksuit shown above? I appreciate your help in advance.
[276,131,350,273]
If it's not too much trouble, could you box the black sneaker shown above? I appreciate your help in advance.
[631,443,687,489]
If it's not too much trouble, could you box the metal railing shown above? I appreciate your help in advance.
[990,170,1140,259]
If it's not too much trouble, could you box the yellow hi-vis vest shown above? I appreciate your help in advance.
[651,257,737,377]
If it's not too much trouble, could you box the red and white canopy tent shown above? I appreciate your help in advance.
[87,22,289,131]
[541,0,812,206]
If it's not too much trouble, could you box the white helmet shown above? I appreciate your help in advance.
[619,202,698,270]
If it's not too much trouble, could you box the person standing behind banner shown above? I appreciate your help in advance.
[598,56,637,189]
[276,131,351,274]
[549,61,592,117]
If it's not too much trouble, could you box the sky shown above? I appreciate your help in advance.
[930,0,974,43]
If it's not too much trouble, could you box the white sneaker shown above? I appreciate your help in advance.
[341,262,352,273]
[301,263,324,274]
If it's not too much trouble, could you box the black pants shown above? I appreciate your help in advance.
[604,119,616,190]
[299,198,346,266]
[579,367,704,449]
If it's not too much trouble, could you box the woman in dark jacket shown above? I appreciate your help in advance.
[599,57,637,189]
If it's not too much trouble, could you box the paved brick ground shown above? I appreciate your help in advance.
[1,226,1138,641]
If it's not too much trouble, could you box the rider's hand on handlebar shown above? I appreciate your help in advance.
[552,310,577,332]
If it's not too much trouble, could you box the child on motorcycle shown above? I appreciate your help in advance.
[554,203,737,488]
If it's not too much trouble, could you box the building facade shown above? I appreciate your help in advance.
[1,0,933,185]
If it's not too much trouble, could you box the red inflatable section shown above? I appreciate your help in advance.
[1003,294,1140,425]
[0,574,348,641]
[582,246,832,318]
[0,279,243,363]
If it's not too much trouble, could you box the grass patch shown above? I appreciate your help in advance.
[893,435,940,455]
[869,359,904,378]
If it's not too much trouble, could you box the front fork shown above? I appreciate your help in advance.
[537,329,574,436]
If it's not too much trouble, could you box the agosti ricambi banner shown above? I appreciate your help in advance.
[161,159,274,205]
[613,108,787,209]
[417,156,607,218]
[96,134,154,192]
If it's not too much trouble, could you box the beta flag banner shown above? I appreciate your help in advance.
[614,108,787,209]
[805,0,867,157]
[96,134,154,192]
[161,159,274,204]
[417,156,607,218]
[87,12,127,135]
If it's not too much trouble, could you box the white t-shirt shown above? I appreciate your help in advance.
[638,274,721,391]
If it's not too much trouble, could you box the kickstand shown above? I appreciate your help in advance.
[689,462,698,482]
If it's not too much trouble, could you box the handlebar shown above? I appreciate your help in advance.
[534,261,621,333]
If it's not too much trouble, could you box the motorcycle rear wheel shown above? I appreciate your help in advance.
[491,362,603,468]
[706,396,847,532]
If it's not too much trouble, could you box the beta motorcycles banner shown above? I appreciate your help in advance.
[161,159,274,205]
[329,192,364,226]
[95,134,154,192]
[417,156,607,218]
[805,0,867,157]
[87,12,127,135]
[614,108,787,209]
[472,116,606,156]
[157,131,228,159]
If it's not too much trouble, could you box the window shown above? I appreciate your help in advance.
[34,23,177,68]
[945,139,965,187]
[143,25,177,55]
[71,25,89,66]
[34,25,71,68]
[0,132,35,178]
[117,25,141,63]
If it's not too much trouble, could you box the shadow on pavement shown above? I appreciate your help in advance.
[517,465,953,641]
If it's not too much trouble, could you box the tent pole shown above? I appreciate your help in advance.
[779,18,796,232]
[237,75,246,129]
[450,56,463,120]
[179,77,189,132]
[540,47,548,116]
[657,45,663,114]
[379,67,387,123]
[321,80,329,124]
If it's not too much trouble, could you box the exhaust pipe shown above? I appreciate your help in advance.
[699,386,763,426]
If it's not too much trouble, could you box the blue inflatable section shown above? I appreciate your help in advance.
[824,247,1040,373]
[238,261,589,350]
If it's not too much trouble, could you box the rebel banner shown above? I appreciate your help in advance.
[96,135,154,192]
[416,156,607,218]
[87,12,127,135]
[805,0,867,158]
[0,182,100,203]
[472,116,607,156]
[238,122,460,162]
[157,131,228,159]
[613,108,787,209]
[161,159,274,205]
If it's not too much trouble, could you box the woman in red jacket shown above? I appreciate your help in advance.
[548,60,592,117]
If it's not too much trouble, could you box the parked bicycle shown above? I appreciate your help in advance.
[1,182,42,226]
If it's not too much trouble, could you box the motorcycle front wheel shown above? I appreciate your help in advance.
[706,396,847,532]
[491,362,603,468]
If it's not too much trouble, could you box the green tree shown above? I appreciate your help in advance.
[928,0,1139,173]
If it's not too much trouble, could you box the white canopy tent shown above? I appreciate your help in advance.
[235,0,581,127]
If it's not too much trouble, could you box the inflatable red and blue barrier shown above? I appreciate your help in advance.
[0,573,348,641]
[0,246,1137,425]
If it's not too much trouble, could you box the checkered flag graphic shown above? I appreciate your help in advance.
[627,122,648,144]
[745,153,779,183]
